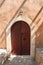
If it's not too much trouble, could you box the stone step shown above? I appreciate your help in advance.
[0,55,38,65]
[3,59,38,65]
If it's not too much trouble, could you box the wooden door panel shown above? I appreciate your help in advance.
[11,22,21,55]
[11,21,30,55]
[21,21,30,55]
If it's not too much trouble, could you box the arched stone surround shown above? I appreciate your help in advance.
[6,15,35,59]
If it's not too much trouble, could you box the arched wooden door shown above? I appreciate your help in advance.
[11,21,30,55]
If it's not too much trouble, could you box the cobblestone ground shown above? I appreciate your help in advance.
[0,56,38,65]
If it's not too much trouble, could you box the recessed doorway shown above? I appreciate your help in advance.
[11,21,30,55]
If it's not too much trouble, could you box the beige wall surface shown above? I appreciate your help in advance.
[0,0,43,49]
[0,0,25,49]
[35,23,43,47]
[0,33,6,48]
[0,0,25,37]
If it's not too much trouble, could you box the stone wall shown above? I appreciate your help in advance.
[35,48,43,65]
[0,33,6,49]
[0,0,43,59]
[35,23,43,47]
[0,0,25,49]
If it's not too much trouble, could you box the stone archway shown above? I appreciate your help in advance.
[6,15,35,59]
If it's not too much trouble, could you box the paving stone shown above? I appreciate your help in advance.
[0,56,38,65]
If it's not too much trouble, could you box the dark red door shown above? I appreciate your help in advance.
[11,21,30,55]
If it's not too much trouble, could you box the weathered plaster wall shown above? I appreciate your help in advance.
[0,33,6,48]
[35,23,43,47]
[0,0,25,37]
[0,0,25,49]
[0,0,43,51]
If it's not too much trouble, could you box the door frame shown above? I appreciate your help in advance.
[6,15,35,59]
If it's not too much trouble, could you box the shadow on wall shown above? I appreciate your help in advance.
[35,23,43,48]
[0,0,5,7]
